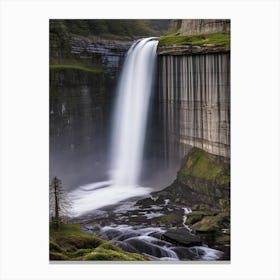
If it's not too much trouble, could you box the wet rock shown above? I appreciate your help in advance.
[115,232,141,241]
[103,229,122,239]
[113,241,139,253]
[213,245,230,260]
[162,228,202,247]
[125,238,177,259]
[171,246,199,260]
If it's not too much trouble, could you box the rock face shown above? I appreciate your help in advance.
[69,37,131,79]
[148,147,230,255]
[170,19,230,35]
[178,147,230,204]
[157,52,230,161]
[49,34,132,188]
[156,147,230,209]
[162,229,202,247]
[157,44,229,56]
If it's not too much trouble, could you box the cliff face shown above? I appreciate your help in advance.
[157,52,230,160]
[170,19,230,35]
[50,35,132,188]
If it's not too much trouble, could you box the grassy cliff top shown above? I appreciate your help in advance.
[158,32,230,48]
[50,64,105,74]
[50,223,149,261]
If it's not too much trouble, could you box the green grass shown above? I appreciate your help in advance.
[180,148,230,184]
[83,247,148,261]
[50,64,104,74]
[49,223,149,261]
[158,32,230,48]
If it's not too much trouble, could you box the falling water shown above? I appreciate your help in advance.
[70,38,158,215]
[111,37,158,186]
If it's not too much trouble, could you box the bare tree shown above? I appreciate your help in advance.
[49,176,72,228]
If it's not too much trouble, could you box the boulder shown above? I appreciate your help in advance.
[162,228,202,247]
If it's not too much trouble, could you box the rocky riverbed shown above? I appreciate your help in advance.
[70,147,230,261]
[70,193,229,261]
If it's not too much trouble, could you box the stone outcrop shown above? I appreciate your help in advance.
[154,147,230,209]
[146,147,230,255]
[162,229,202,247]
[49,34,132,188]
[69,36,131,78]
[157,52,230,160]
[157,44,229,56]
[170,19,230,35]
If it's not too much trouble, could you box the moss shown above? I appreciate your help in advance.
[49,251,69,260]
[153,210,184,226]
[50,64,104,74]
[192,212,230,233]
[192,216,220,232]
[49,240,64,253]
[97,242,122,252]
[185,211,208,225]
[216,234,230,245]
[180,148,230,185]
[68,248,93,258]
[158,32,230,48]
[188,210,230,246]
[50,223,149,261]
[50,224,104,251]
[83,248,149,261]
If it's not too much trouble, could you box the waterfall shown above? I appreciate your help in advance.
[111,37,158,187]
[70,38,158,216]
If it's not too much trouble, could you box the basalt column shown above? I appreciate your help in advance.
[158,52,230,162]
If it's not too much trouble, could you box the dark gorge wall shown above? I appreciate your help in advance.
[50,35,132,188]
[157,52,230,161]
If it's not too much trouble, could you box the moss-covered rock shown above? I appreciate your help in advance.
[49,224,149,261]
[50,251,69,260]
[152,209,184,226]
[185,211,208,226]
[150,147,230,250]
[179,148,230,185]
[192,212,230,233]
[189,211,230,246]
[177,148,230,210]
[83,248,149,261]
[158,32,230,48]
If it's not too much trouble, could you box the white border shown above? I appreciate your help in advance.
[0,0,279,279]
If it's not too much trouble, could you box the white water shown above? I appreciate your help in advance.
[70,38,158,216]
[111,37,158,186]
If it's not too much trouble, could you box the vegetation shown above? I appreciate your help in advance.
[180,148,230,185]
[185,208,230,245]
[49,223,149,261]
[49,177,72,229]
[158,32,230,48]
[50,19,170,40]
[50,64,104,74]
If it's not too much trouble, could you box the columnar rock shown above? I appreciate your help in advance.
[158,53,230,160]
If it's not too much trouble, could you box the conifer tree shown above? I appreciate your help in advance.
[49,176,71,228]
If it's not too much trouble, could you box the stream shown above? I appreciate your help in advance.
[71,195,226,261]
